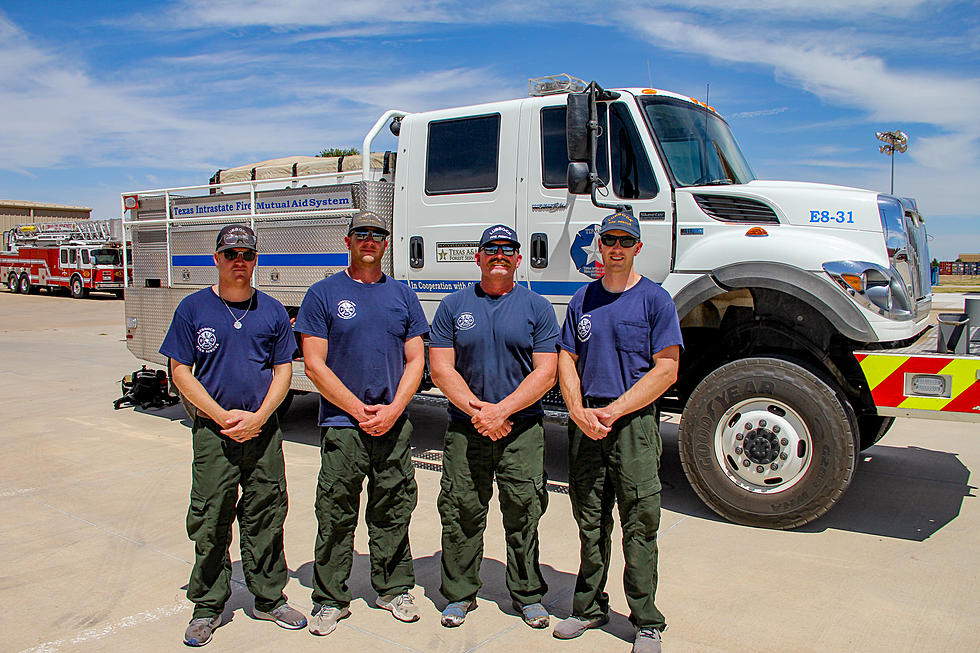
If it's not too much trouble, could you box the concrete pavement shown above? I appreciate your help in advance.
[0,291,977,652]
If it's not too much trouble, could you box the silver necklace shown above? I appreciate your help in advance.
[220,293,253,330]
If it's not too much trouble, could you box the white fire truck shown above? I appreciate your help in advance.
[1,220,126,298]
[120,75,978,529]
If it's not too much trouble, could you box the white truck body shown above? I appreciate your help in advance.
[122,80,954,528]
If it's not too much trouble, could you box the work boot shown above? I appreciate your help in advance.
[513,601,550,628]
[552,614,609,639]
[440,599,477,627]
[308,604,350,636]
[254,603,307,629]
[632,627,663,653]
[375,592,421,622]
[183,616,219,647]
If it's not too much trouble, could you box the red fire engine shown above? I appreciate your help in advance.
[1,221,126,298]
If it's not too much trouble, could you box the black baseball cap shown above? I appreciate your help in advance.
[215,224,257,252]
[478,224,520,249]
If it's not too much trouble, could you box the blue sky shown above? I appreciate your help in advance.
[1,0,978,260]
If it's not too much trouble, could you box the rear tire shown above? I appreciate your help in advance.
[7,273,19,293]
[19,273,32,294]
[678,357,858,529]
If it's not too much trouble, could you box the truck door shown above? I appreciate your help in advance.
[519,96,673,318]
[400,103,521,320]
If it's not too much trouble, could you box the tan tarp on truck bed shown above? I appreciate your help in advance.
[213,153,394,184]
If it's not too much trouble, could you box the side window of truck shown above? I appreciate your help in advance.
[540,105,609,189]
[425,114,501,195]
[61,249,68,265]
[69,249,77,265]
[609,103,658,199]
[81,250,90,265]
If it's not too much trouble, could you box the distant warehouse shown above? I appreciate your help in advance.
[0,200,91,235]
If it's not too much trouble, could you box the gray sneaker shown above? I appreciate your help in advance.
[632,627,663,653]
[308,604,350,636]
[183,616,219,647]
[254,603,307,629]
[375,592,421,622]
[552,614,609,639]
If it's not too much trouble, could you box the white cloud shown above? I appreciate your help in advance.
[730,107,789,119]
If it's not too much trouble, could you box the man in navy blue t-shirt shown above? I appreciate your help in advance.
[294,210,428,635]
[553,212,682,653]
[429,224,559,630]
[160,224,306,646]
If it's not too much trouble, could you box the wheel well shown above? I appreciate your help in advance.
[672,287,874,418]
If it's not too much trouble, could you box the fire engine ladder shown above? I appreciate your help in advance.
[17,221,113,245]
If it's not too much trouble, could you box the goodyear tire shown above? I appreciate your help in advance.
[678,357,857,529]
[7,273,19,293]
[70,276,88,299]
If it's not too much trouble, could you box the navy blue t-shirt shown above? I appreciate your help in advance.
[160,288,295,413]
[293,271,428,427]
[430,282,559,423]
[559,277,683,399]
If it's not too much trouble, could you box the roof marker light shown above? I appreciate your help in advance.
[642,89,658,94]
[745,227,768,237]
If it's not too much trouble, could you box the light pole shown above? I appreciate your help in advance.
[876,130,908,195]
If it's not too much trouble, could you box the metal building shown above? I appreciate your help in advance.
[0,200,92,235]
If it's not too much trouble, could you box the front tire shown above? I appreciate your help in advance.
[679,357,857,529]
[70,276,88,299]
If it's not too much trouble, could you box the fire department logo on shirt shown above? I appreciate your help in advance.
[456,312,476,331]
[576,315,592,342]
[337,300,356,320]
[196,327,219,353]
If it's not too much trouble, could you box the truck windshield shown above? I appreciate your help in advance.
[91,248,121,265]
[639,96,754,187]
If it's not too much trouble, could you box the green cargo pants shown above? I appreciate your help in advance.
[312,416,417,609]
[437,418,549,605]
[567,406,666,630]
[186,415,289,619]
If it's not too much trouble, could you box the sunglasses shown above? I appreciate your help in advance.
[481,244,517,256]
[351,229,387,242]
[600,234,638,248]
[220,231,257,247]
[221,250,256,261]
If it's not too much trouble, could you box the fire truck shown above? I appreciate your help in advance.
[121,76,979,528]
[1,220,126,298]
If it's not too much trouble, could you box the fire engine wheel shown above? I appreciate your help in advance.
[678,357,858,530]
[70,276,89,299]
[7,273,19,293]
[19,273,34,294]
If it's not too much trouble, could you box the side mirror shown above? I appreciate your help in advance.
[567,162,591,194]
[566,92,590,162]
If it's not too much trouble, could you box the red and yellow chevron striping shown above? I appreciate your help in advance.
[856,352,980,417]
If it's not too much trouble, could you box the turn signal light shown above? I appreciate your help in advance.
[745,227,768,237]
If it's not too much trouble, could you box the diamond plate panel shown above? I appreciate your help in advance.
[124,286,194,364]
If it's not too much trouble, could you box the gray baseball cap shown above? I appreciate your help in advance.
[348,210,389,235]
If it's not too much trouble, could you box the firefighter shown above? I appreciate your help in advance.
[428,224,559,629]
[552,212,682,653]
[161,224,306,647]
[294,210,428,635]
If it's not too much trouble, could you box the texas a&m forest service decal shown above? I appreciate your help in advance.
[570,224,604,279]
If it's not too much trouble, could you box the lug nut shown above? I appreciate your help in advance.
[744,422,753,430]
[735,433,744,441]
[756,465,764,473]
[735,447,743,454]
[779,452,788,460]
[759,419,767,427]
[780,438,789,446]
[770,463,779,470]
[742,460,751,467]
[773,425,780,433]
